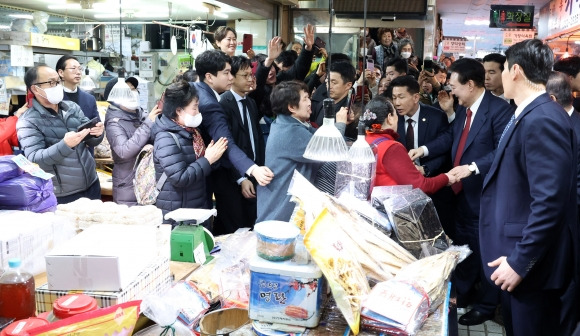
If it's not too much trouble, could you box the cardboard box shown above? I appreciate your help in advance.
[46,224,157,291]
[36,256,171,313]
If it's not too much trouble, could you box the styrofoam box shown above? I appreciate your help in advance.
[249,254,325,328]
[46,224,157,291]
[0,211,77,276]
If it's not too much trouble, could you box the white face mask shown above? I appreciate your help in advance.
[401,52,412,59]
[39,84,64,104]
[183,113,202,128]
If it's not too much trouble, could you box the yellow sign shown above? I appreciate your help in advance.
[502,31,535,46]
[30,33,80,51]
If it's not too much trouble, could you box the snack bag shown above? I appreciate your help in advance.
[28,301,140,335]
[304,208,370,335]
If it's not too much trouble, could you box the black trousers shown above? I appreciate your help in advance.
[501,288,563,336]
[56,180,101,204]
[212,168,257,236]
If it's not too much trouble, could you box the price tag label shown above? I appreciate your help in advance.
[194,242,206,264]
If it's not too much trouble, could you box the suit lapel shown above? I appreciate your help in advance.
[463,92,489,153]
[451,107,467,161]
[418,107,427,146]
[483,94,547,189]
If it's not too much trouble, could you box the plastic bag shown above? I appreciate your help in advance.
[211,229,257,308]
[135,292,196,335]
[335,160,375,201]
[361,280,430,335]
[337,192,392,234]
[0,155,22,183]
[0,174,56,213]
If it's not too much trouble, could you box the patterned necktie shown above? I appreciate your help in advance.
[499,114,515,145]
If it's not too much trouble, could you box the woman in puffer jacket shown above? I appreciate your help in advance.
[105,87,161,205]
[150,80,227,223]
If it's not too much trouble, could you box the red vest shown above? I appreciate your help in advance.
[366,133,398,187]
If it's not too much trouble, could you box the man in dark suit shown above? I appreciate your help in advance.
[193,50,273,188]
[479,39,577,336]
[214,56,265,234]
[544,70,580,336]
[409,58,513,325]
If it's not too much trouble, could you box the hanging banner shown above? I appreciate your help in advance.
[502,30,535,46]
[442,39,466,53]
[538,0,580,39]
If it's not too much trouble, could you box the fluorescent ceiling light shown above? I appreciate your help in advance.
[9,14,34,19]
[464,36,483,40]
[575,41,580,45]
[93,13,123,18]
[134,12,169,18]
[48,3,81,9]
[465,19,490,26]
[0,25,11,29]
[213,11,228,18]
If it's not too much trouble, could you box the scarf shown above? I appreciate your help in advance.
[173,118,206,159]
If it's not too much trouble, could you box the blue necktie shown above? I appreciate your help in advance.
[499,115,515,145]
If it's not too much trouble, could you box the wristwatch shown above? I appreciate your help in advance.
[467,163,476,174]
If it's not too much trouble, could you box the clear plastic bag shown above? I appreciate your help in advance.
[136,294,194,336]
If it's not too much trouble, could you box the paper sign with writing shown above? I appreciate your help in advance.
[10,45,34,67]
[442,39,466,53]
[502,31,535,46]
[11,154,54,180]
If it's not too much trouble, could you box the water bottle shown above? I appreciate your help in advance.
[0,259,36,320]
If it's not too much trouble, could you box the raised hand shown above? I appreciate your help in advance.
[265,36,283,67]
[437,90,455,115]
[303,24,315,51]
[204,137,228,164]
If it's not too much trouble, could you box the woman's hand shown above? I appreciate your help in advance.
[148,105,162,122]
[204,137,228,164]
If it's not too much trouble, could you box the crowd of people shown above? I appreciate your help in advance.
[2,24,580,335]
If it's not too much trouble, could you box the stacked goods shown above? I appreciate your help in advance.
[56,198,162,228]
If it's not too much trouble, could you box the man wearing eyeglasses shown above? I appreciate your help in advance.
[214,55,265,234]
[16,65,105,204]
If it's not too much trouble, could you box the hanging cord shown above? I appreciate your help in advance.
[159,324,175,336]
[326,0,333,94]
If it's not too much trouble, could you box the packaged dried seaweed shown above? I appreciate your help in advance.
[383,189,445,258]
[335,161,375,200]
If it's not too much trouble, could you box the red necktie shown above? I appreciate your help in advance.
[451,108,472,194]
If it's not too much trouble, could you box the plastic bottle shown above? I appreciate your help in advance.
[0,259,36,320]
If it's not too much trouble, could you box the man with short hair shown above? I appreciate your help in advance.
[409,58,513,326]
[193,49,273,188]
[310,61,356,127]
[554,55,580,111]
[482,53,508,101]
[479,39,577,336]
[17,65,104,203]
[215,55,265,234]
[385,58,408,86]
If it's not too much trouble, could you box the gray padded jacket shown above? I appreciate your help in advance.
[16,99,103,197]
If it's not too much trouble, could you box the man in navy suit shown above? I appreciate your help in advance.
[215,56,265,234]
[192,50,273,187]
[479,39,577,336]
[410,58,513,325]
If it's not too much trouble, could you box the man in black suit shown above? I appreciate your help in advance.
[193,50,273,191]
[214,56,265,234]
[410,58,513,326]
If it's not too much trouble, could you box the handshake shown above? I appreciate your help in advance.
[409,148,474,186]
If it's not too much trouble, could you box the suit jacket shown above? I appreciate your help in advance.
[397,103,450,176]
[192,81,255,176]
[480,93,577,291]
[219,91,265,181]
[426,90,513,215]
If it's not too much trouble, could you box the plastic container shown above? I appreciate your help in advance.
[254,221,299,261]
[0,259,35,320]
[249,254,325,328]
[0,317,49,336]
[47,294,99,321]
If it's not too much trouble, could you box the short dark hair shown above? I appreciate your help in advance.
[325,53,352,68]
[230,55,252,76]
[275,50,297,69]
[546,71,574,108]
[505,39,553,85]
[270,80,308,116]
[174,69,198,83]
[554,56,580,78]
[482,53,507,72]
[389,75,420,95]
[195,49,231,83]
[363,96,395,129]
[329,61,356,85]
[24,65,48,92]
[448,58,485,88]
[214,26,237,42]
[162,80,199,119]
[386,58,408,75]
[377,28,393,40]
[55,55,78,72]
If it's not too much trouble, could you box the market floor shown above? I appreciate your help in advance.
[457,308,506,336]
